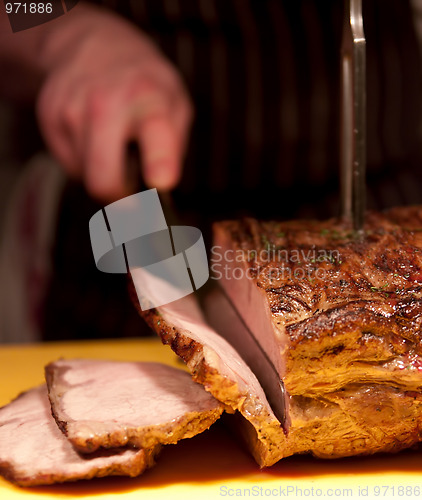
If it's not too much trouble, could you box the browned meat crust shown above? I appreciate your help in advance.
[214,205,422,396]
[209,205,422,462]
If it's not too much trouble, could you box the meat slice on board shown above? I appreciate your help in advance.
[0,385,159,486]
[46,359,224,453]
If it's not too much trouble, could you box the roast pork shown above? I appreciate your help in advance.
[0,386,159,486]
[134,205,422,466]
[45,359,223,453]
[0,359,224,486]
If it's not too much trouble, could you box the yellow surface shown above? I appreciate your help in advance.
[1,338,422,500]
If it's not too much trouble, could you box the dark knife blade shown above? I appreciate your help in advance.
[204,283,288,431]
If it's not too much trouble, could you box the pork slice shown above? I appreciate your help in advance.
[45,359,223,453]
[0,386,158,486]
[129,272,286,467]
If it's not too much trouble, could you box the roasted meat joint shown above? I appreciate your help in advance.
[2,206,422,487]
[209,205,422,460]
[138,205,422,466]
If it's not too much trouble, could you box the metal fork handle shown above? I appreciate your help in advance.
[340,0,366,231]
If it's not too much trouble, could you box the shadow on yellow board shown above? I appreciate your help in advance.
[20,419,422,498]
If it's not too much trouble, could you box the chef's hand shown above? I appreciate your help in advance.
[36,5,193,201]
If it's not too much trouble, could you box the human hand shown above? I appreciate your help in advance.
[36,6,193,201]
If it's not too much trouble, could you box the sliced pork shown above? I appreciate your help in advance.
[0,386,158,486]
[45,359,223,453]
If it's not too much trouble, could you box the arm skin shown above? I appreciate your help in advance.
[0,3,193,200]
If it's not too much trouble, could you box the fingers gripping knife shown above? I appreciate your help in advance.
[341,0,366,231]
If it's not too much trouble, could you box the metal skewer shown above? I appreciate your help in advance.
[340,0,366,231]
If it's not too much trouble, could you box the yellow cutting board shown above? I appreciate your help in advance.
[1,338,421,500]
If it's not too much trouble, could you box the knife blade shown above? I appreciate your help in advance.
[203,282,288,430]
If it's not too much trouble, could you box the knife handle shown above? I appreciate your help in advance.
[126,141,144,195]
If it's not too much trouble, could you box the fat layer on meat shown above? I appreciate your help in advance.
[45,359,223,453]
[0,386,158,486]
